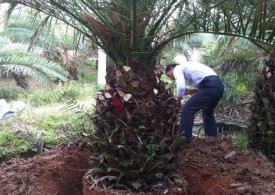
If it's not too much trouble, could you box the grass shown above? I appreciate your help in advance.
[0,82,97,162]
[0,131,38,161]
[233,130,248,151]
[0,82,26,100]
[18,82,98,106]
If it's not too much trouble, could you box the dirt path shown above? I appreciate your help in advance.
[0,138,274,195]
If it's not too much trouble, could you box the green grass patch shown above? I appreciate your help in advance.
[0,131,38,161]
[0,82,97,162]
[233,130,248,150]
[19,82,98,107]
[37,115,68,147]
[0,106,94,162]
[0,83,26,100]
[37,112,94,147]
[78,59,97,83]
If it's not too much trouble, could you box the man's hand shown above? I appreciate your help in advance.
[176,97,182,106]
[185,88,198,95]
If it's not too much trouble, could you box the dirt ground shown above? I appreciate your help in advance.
[1,138,275,195]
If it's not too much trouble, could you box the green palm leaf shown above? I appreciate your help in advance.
[2,0,274,66]
[0,50,67,85]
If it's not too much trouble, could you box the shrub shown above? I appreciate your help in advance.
[0,83,25,100]
[0,131,38,161]
[25,82,96,106]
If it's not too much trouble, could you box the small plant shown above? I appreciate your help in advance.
[79,71,97,83]
[66,113,94,140]
[84,59,96,67]
[37,113,78,147]
[55,82,80,101]
[79,59,97,83]
[146,144,159,162]
[0,83,26,100]
[29,83,79,106]
[233,130,248,150]
[62,99,95,139]
[0,131,38,161]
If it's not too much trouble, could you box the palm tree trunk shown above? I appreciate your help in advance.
[68,66,79,81]
[12,72,29,89]
[248,50,275,159]
[88,64,184,191]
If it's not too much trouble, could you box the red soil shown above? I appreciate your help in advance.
[1,138,275,195]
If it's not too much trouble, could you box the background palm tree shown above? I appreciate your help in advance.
[0,46,68,88]
[248,51,275,160]
[1,0,274,192]
[0,5,69,88]
[200,36,265,104]
[1,4,97,88]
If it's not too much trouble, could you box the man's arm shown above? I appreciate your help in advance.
[177,89,197,105]
[184,88,198,95]
[177,97,182,104]
[174,67,186,98]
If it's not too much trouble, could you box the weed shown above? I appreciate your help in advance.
[233,131,248,150]
[0,83,26,100]
[65,112,94,140]
[0,131,38,161]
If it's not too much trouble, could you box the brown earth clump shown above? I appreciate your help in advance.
[1,138,275,195]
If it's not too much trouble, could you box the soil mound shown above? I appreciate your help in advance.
[1,138,275,195]
[181,138,275,195]
[0,141,91,195]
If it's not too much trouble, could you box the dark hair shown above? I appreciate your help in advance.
[165,64,178,74]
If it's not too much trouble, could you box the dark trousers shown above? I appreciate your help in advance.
[179,76,224,143]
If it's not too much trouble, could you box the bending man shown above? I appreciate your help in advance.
[165,62,224,143]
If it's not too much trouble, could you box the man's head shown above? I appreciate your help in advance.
[165,64,178,80]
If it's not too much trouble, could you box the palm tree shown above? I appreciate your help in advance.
[0,5,68,88]
[1,0,274,192]
[200,36,265,104]
[198,33,275,158]
[248,50,275,160]
[1,4,93,85]
[0,47,68,88]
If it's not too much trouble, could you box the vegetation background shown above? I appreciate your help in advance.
[0,0,274,193]
[0,6,257,161]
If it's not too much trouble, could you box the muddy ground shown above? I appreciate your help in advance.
[0,137,275,195]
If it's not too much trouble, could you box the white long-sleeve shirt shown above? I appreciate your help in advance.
[173,62,217,98]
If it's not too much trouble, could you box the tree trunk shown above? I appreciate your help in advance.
[68,66,79,81]
[12,73,29,89]
[248,50,275,159]
[85,64,184,191]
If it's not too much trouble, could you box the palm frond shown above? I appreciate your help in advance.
[2,0,274,67]
[28,14,51,51]
[2,2,17,32]
[0,49,67,85]
[4,27,32,42]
